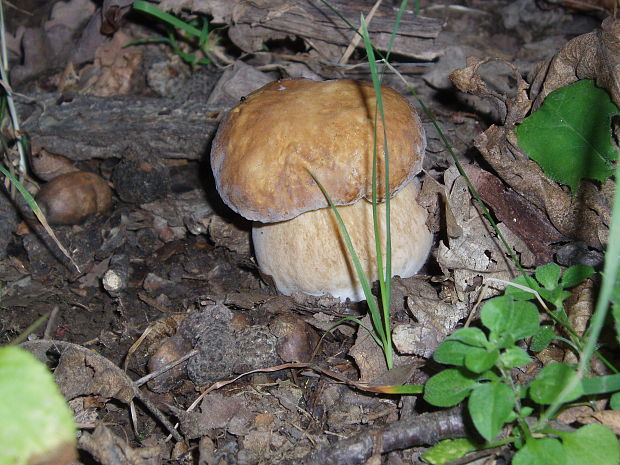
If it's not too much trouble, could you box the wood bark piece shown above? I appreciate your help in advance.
[159,0,443,61]
[20,92,228,161]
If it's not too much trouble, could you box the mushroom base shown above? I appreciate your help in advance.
[252,181,432,302]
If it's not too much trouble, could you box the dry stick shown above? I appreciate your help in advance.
[338,0,383,64]
[278,406,467,465]
[43,306,60,340]
[134,349,199,387]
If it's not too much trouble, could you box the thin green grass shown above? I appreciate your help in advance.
[130,1,214,68]
[309,2,412,370]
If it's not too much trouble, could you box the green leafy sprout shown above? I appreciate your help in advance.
[130,1,216,69]
[0,346,78,465]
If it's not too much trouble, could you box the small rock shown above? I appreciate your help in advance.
[36,171,112,225]
[112,157,170,204]
[147,335,193,393]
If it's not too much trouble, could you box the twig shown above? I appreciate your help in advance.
[134,348,199,387]
[339,0,382,64]
[43,306,60,339]
[278,406,467,465]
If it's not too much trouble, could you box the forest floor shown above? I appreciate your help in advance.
[2,1,617,464]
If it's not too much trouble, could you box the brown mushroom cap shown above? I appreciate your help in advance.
[211,79,426,222]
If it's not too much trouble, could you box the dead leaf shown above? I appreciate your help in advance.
[79,30,143,96]
[463,164,566,265]
[590,410,620,435]
[391,277,469,358]
[79,425,162,465]
[531,17,620,110]
[449,55,612,250]
[434,166,523,305]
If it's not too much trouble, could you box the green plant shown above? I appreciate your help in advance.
[310,2,411,371]
[130,1,215,69]
[516,79,619,192]
[0,346,78,465]
[422,265,619,464]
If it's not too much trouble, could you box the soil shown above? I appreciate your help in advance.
[1,1,616,464]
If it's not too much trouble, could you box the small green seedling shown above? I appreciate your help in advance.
[310,4,410,371]
[422,264,620,464]
[130,1,215,69]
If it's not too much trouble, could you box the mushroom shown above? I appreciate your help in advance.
[211,79,432,301]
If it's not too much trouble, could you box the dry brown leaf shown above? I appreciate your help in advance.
[349,314,388,382]
[463,164,566,265]
[451,60,612,249]
[531,17,620,110]
[434,166,523,305]
[81,30,143,96]
[590,410,620,435]
[391,278,468,358]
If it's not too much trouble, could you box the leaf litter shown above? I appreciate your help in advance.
[3,2,620,464]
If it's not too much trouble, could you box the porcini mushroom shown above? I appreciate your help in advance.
[211,79,432,301]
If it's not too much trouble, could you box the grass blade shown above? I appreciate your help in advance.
[307,170,388,349]
[0,165,79,272]
[133,1,203,37]
[361,15,393,368]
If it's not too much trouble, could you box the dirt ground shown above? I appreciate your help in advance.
[1,1,617,464]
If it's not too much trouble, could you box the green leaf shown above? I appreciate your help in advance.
[481,297,539,347]
[500,346,532,368]
[529,363,583,404]
[513,437,566,465]
[541,288,572,310]
[423,368,479,407]
[516,79,619,192]
[433,327,490,366]
[613,273,620,346]
[433,340,477,366]
[505,275,540,301]
[133,0,203,37]
[535,263,562,290]
[468,381,514,441]
[611,392,620,410]
[558,424,620,465]
[530,325,556,352]
[581,374,620,395]
[449,327,489,347]
[551,308,571,327]
[465,347,498,373]
[433,328,490,366]
[519,406,534,418]
[561,264,595,288]
[0,346,77,465]
[421,438,479,465]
